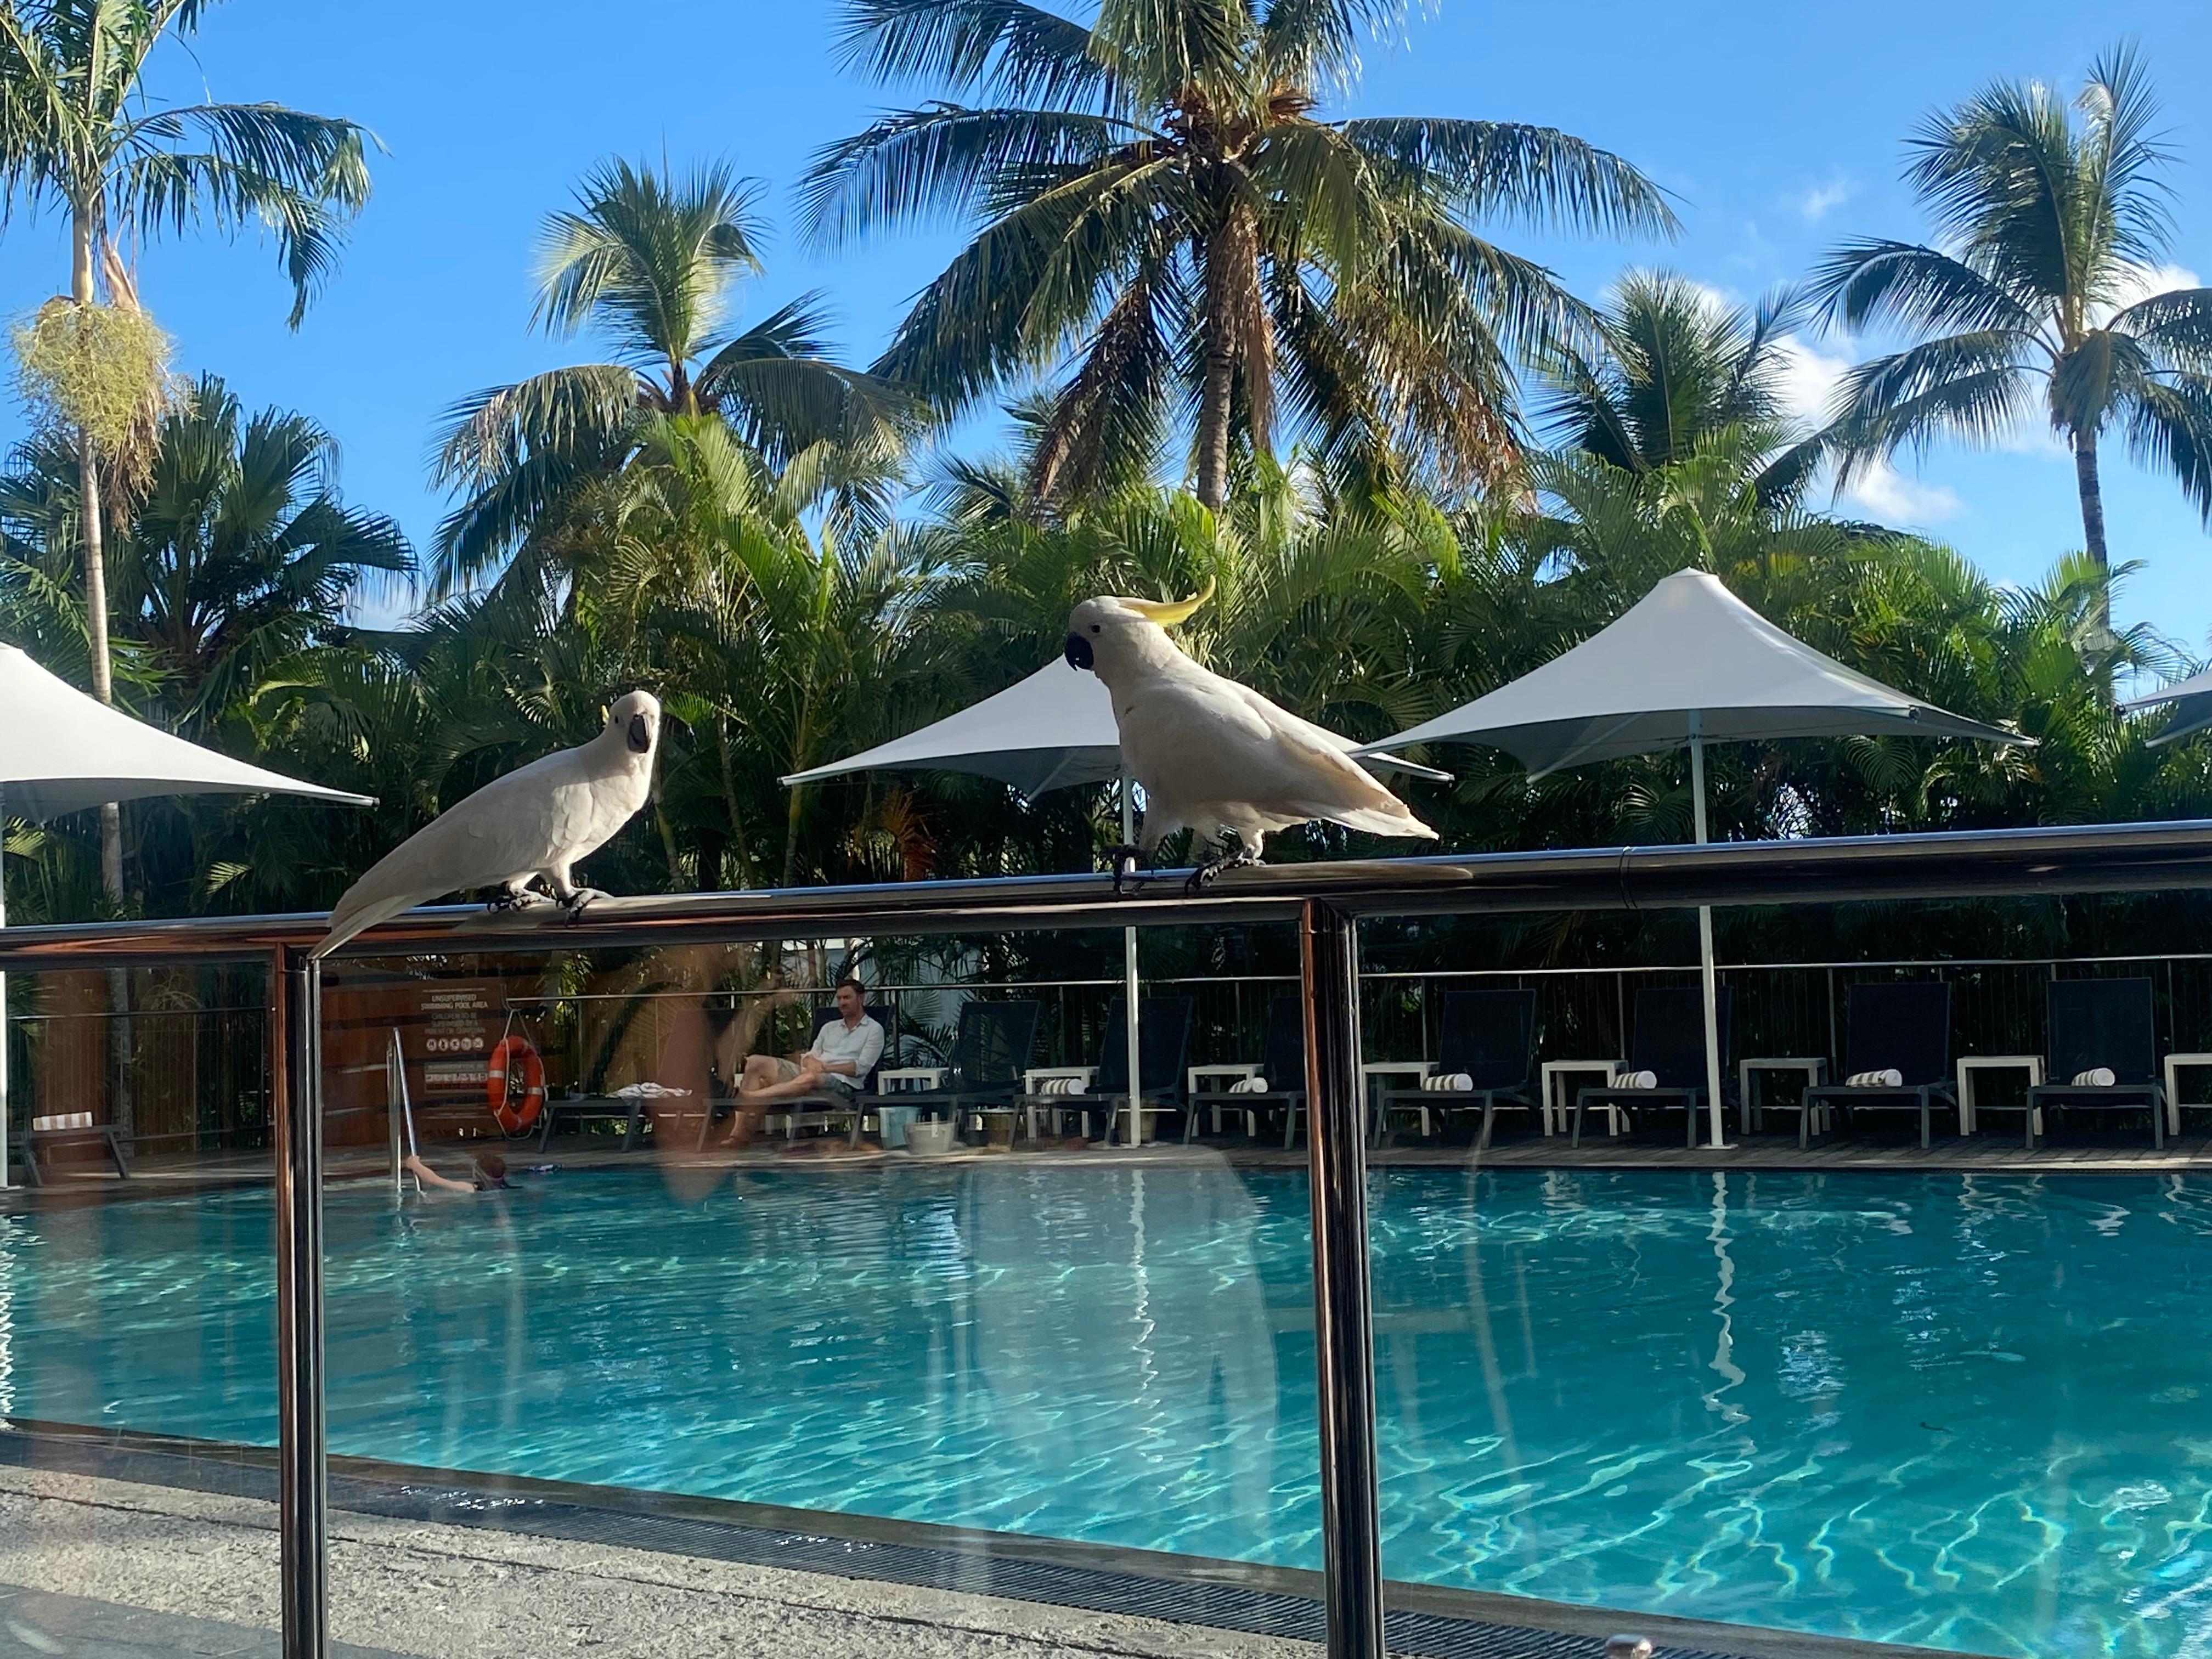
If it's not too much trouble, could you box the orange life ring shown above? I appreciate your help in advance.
[486,1035,546,1133]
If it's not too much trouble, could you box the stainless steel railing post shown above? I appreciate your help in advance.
[1301,898,1384,1659]
[275,947,328,1659]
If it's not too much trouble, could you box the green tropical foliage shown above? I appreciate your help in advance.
[802,0,1675,506]
[4,20,2212,939]
[431,157,913,596]
[1812,44,2212,596]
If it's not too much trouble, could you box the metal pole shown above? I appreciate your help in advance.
[275,947,328,1659]
[1121,775,1142,1147]
[1689,720,1727,1149]
[1301,898,1384,1659]
[0,783,10,1189]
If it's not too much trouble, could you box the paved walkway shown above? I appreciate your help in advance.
[0,1582,407,1657]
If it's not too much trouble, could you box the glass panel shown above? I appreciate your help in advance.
[0,962,282,1650]
[318,923,1322,1656]
[1367,892,2212,1658]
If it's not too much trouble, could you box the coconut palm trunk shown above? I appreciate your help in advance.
[69,210,125,904]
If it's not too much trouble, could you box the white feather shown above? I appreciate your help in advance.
[312,691,661,958]
[1067,598,1435,860]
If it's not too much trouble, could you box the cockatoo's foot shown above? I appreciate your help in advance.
[487,886,549,912]
[560,887,612,921]
[1104,845,1147,895]
[1184,845,1262,894]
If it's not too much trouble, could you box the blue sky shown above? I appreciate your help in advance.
[6,0,2212,654]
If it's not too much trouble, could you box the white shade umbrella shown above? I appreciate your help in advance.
[2121,668,2212,747]
[0,644,374,1184]
[1361,569,2029,1147]
[786,658,1444,1146]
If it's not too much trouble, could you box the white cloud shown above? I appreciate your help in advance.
[2096,261,2204,321]
[1771,334,1850,427]
[1792,175,1858,225]
[1838,460,1962,526]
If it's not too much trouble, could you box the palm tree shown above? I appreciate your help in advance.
[0,0,372,895]
[1810,45,2212,625]
[1539,270,1824,504]
[802,0,1674,509]
[431,157,913,596]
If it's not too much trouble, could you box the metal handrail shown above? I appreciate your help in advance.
[3,817,2211,968]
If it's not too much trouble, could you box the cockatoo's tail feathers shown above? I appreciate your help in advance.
[311,892,425,960]
[1330,802,1438,840]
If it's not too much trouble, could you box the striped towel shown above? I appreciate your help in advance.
[2070,1067,2117,1088]
[1614,1070,1658,1090]
[1420,1073,1475,1092]
[30,1111,93,1132]
[1227,1076,1269,1094]
[1846,1069,1903,1088]
[1034,1076,1087,1096]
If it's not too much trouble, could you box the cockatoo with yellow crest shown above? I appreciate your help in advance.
[312,692,661,957]
[1064,584,1437,888]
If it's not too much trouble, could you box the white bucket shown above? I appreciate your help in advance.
[906,1120,957,1157]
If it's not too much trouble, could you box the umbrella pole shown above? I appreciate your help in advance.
[1121,776,1142,1148]
[0,787,9,1191]
[1689,724,1727,1150]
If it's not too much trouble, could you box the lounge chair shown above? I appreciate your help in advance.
[873,1000,1040,1139]
[15,1118,129,1187]
[1376,989,1539,1149]
[692,1001,895,1149]
[1571,987,1731,1148]
[2024,978,2166,1150]
[1018,996,1193,1143]
[1188,997,1306,1146]
[1801,982,1957,1149]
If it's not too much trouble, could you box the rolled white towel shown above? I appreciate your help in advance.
[1614,1069,1658,1090]
[1846,1069,1904,1088]
[1415,1072,1474,1092]
[1227,1076,1268,1094]
[613,1082,691,1099]
[2071,1067,2117,1088]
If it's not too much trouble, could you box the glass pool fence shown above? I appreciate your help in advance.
[2,821,2211,1659]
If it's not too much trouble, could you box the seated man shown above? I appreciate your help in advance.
[721,978,883,1147]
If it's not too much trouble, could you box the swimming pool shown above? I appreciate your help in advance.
[2,1164,2205,1657]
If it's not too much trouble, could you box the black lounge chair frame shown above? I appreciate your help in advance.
[2024,977,2167,1150]
[1571,987,1730,1149]
[1188,998,1306,1145]
[1378,989,1539,1149]
[1802,981,1958,1150]
[1018,996,1193,1143]
[873,1000,1041,1139]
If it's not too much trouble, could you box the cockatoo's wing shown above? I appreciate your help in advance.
[1116,667,1435,842]
[312,744,641,958]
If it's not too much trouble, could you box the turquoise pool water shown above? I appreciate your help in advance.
[1,1165,2205,1656]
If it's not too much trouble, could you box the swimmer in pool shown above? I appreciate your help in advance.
[403,1150,511,1193]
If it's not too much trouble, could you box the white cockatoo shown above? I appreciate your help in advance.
[1063,585,1436,885]
[312,691,661,958]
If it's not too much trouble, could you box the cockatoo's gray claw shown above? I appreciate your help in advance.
[1185,846,1261,894]
[562,888,612,920]
[487,887,548,913]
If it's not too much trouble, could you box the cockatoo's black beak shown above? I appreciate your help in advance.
[627,713,652,753]
[1063,633,1093,671]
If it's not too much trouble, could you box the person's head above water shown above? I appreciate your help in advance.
[473,1151,509,1187]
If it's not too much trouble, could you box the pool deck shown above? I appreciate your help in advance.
[0,1425,1980,1659]
[13,1122,2212,1204]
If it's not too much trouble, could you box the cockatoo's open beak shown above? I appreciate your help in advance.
[627,713,652,753]
[1064,633,1094,671]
